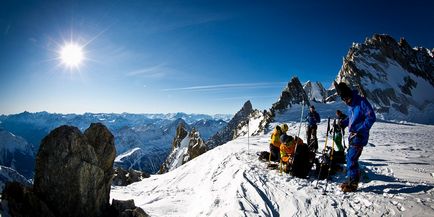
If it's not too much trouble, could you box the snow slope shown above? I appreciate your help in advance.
[111,120,434,216]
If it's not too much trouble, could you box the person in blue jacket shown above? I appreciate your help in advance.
[305,105,320,152]
[335,82,376,192]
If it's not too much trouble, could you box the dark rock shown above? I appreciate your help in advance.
[111,199,149,217]
[270,77,310,114]
[186,128,207,160]
[112,199,136,211]
[33,124,115,217]
[2,182,55,217]
[206,100,254,149]
[159,124,207,173]
[113,167,150,186]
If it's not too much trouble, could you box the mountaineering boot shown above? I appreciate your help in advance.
[340,178,359,192]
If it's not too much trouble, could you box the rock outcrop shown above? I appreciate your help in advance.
[112,167,150,186]
[33,123,115,217]
[335,34,434,123]
[206,100,254,149]
[110,199,149,217]
[270,77,310,115]
[1,123,147,217]
[159,123,207,174]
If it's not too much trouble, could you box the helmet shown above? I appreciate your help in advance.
[281,123,288,132]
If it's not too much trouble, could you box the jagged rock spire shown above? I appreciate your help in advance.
[271,76,310,114]
[206,100,254,149]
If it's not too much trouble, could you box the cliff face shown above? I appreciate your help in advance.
[159,123,207,174]
[336,34,434,123]
[206,101,254,149]
[270,77,310,115]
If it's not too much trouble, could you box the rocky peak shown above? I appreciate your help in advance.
[303,81,327,102]
[271,76,310,114]
[336,34,434,123]
[159,124,206,174]
[206,101,254,149]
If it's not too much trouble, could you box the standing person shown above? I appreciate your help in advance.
[335,82,376,192]
[305,105,320,152]
[332,110,348,152]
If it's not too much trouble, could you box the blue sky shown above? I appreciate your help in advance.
[1,0,433,115]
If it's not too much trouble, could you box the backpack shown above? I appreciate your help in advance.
[290,144,312,178]
[315,147,345,180]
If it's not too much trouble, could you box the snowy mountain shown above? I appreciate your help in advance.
[190,119,227,140]
[335,34,434,124]
[0,112,227,174]
[303,81,327,102]
[234,109,268,137]
[0,128,34,179]
[111,114,434,216]
[270,76,310,115]
[206,101,255,149]
[159,123,206,174]
[0,165,31,192]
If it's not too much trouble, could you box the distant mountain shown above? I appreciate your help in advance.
[303,81,326,102]
[206,101,255,149]
[270,77,310,115]
[159,123,206,174]
[190,119,227,140]
[0,165,31,191]
[0,112,228,174]
[0,128,34,179]
[335,34,434,124]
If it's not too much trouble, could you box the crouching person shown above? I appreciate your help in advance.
[279,134,303,173]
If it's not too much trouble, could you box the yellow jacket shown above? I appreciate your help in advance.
[270,128,281,148]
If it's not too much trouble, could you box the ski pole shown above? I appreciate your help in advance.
[291,100,305,166]
[342,128,346,151]
[315,117,331,188]
[323,119,337,194]
[279,159,282,175]
[247,119,250,153]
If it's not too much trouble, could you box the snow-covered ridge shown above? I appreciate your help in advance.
[112,119,434,216]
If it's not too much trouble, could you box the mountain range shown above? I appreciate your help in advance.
[0,33,433,184]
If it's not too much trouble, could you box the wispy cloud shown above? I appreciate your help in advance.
[163,82,286,92]
[215,95,277,101]
[126,64,173,78]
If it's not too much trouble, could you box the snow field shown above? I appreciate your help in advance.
[111,120,434,216]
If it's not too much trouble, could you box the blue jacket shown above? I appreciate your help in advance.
[306,111,320,127]
[341,91,376,146]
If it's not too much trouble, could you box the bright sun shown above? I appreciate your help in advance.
[60,43,84,68]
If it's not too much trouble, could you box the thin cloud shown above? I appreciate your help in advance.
[163,82,286,92]
[126,64,172,78]
[215,95,277,101]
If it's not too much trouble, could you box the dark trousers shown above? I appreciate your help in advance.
[269,144,280,162]
[307,125,318,150]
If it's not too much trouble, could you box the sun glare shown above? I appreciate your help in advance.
[59,43,84,68]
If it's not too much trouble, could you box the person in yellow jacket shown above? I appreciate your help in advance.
[269,124,288,162]
[280,134,303,173]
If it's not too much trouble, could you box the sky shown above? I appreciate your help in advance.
[1,0,433,115]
